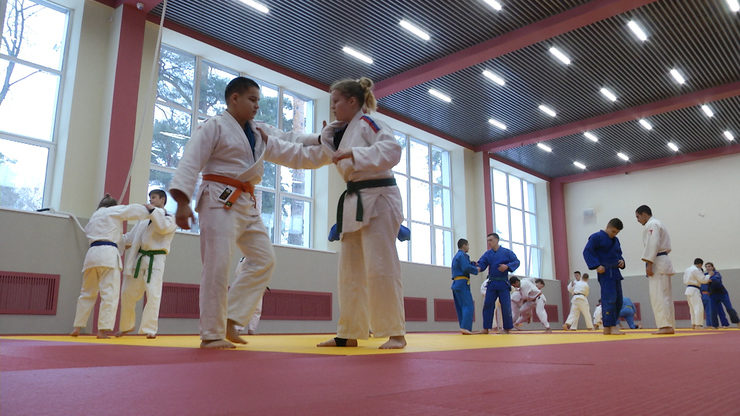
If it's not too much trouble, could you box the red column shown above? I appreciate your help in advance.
[549,179,571,321]
[482,153,492,233]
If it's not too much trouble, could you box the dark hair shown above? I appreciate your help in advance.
[330,77,377,112]
[509,276,520,285]
[97,194,118,209]
[694,258,704,266]
[535,278,545,285]
[149,189,167,204]
[607,218,624,230]
[582,273,589,280]
[705,262,714,269]
[635,205,652,216]
[574,271,581,275]
[457,238,468,249]
[487,233,499,240]
[225,76,260,103]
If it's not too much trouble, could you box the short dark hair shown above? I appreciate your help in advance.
[457,238,468,249]
[149,189,167,204]
[635,205,652,216]
[97,194,118,209]
[694,258,703,266]
[509,276,520,285]
[705,262,714,269]
[607,218,624,230]
[574,271,581,275]
[582,273,589,280]
[487,232,499,240]
[225,76,260,103]
[535,278,545,285]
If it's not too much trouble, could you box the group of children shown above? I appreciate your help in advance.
[683,258,740,329]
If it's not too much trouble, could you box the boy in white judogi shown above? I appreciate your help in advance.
[683,258,710,329]
[563,273,594,330]
[70,195,150,338]
[117,189,177,338]
[510,276,552,332]
[593,301,603,329]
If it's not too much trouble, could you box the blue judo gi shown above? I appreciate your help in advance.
[700,282,725,327]
[477,246,520,330]
[709,272,739,327]
[450,249,479,331]
[583,230,625,328]
[620,297,638,329]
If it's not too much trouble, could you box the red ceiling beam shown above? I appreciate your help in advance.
[373,0,659,99]
[477,81,740,153]
[376,107,476,150]
[114,0,161,13]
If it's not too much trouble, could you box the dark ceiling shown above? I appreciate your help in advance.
[148,0,740,178]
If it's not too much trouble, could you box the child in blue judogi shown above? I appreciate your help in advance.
[450,238,479,334]
[583,218,626,335]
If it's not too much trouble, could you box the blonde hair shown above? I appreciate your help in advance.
[330,77,377,113]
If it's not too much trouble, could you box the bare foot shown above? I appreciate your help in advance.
[96,330,112,339]
[562,323,570,330]
[247,330,256,335]
[114,329,133,338]
[480,329,490,334]
[200,339,236,349]
[460,329,473,335]
[316,337,358,347]
[501,329,511,334]
[379,336,406,349]
[609,327,625,335]
[226,319,247,344]
[69,327,81,337]
[544,327,552,333]
[603,327,611,335]
[652,327,674,335]
[146,334,156,339]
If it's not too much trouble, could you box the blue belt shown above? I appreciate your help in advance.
[657,252,668,256]
[90,240,117,248]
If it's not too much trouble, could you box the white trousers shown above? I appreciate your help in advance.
[685,287,704,326]
[648,272,675,328]
[565,296,593,329]
[73,266,120,331]
[119,256,165,336]
[247,296,263,332]
[198,203,275,341]
[337,198,405,339]
[515,297,550,329]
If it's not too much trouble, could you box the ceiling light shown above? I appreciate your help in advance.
[537,143,552,152]
[600,87,617,102]
[573,161,586,170]
[548,47,571,65]
[399,19,430,41]
[667,142,679,152]
[727,0,740,12]
[627,20,648,41]
[488,118,507,130]
[429,88,451,103]
[239,0,269,13]
[483,0,503,11]
[617,152,630,161]
[342,46,373,64]
[701,104,714,117]
[725,130,735,141]
[539,105,556,117]
[670,68,686,85]
[584,132,598,142]
[482,70,505,86]
[639,119,653,130]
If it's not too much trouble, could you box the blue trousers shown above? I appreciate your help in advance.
[711,293,738,327]
[598,273,623,327]
[451,279,474,331]
[701,293,724,327]
[619,308,636,329]
[482,279,512,330]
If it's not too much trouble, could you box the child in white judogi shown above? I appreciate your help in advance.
[563,273,594,330]
[593,300,603,329]
[510,276,552,332]
[683,258,710,329]
[70,195,150,338]
[117,189,177,338]
[480,278,504,332]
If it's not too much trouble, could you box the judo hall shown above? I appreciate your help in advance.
[1,0,739,415]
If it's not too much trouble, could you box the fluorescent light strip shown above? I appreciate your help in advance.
[639,118,653,130]
[701,104,714,117]
[727,0,739,12]
[548,46,571,65]
[670,68,686,85]
[488,118,507,130]
[482,70,505,86]
[617,152,630,161]
[583,132,598,142]
[573,161,586,170]
[537,143,552,152]
[627,20,648,41]
[483,0,503,11]
[428,88,451,103]
[239,0,269,13]
[600,87,617,102]
[539,105,556,117]
[342,46,373,64]
[399,19,430,41]
[724,130,735,141]
[667,142,679,152]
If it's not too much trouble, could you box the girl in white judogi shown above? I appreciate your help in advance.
[70,195,150,338]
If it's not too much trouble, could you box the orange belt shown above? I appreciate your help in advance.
[203,174,256,209]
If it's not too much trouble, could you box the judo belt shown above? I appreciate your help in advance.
[488,277,507,281]
[657,251,668,256]
[687,284,701,290]
[574,293,587,296]
[453,276,470,284]
[134,249,167,283]
[335,178,396,234]
[90,240,117,248]
[203,174,256,209]
[702,291,710,295]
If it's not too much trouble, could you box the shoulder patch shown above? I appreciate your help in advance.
[361,115,381,133]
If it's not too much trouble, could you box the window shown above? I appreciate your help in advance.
[491,168,540,278]
[150,45,314,246]
[0,0,69,210]
[393,132,452,266]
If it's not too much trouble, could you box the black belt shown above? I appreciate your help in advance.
[90,240,117,248]
[657,252,668,256]
[574,293,587,296]
[336,178,396,234]
[687,285,701,290]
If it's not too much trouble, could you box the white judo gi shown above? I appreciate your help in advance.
[119,207,177,337]
[169,111,328,341]
[683,264,710,327]
[564,280,593,329]
[73,204,150,331]
[593,305,603,328]
[641,217,675,329]
[513,278,550,329]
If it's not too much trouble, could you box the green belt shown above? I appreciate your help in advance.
[134,249,167,283]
